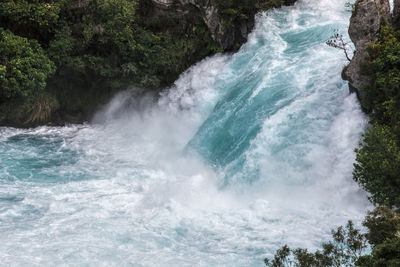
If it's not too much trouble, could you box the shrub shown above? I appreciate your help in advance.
[353,124,400,209]
[264,221,367,267]
[0,28,55,100]
[363,207,400,247]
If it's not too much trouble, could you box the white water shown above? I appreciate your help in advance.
[0,0,371,266]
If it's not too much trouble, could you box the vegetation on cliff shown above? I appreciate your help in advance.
[0,0,222,126]
[0,0,294,127]
[0,28,55,99]
[353,24,400,210]
[0,0,225,126]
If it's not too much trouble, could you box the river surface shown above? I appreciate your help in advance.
[0,0,371,266]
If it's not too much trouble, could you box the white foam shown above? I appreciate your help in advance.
[0,0,372,266]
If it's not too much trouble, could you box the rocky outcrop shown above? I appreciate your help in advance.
[149,0,253,51]
[344,0,391,100]
[149,0,296,51]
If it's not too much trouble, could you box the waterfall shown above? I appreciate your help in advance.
[0,0,371,266]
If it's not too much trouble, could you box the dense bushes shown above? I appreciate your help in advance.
[0,28,55,99]
[347,24,400,265]
[0,0,224,125]
[265,207,400,267]
[264,221,367,267]
[352,26,400,210]
[0,0,294,126]
[214,0,284,16]
[353,124,400,208]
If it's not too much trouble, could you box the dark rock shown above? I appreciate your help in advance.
[149,0,296,51]
[150,0,255,51]
[344,0,391,101]
[393,0,400,27]
[284,0,297,5]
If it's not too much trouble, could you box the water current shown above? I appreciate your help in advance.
[0,0,372,265]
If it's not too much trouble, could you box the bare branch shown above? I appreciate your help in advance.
[326,30,353,62]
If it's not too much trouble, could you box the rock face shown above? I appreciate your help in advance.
[150,0,297,51]
[344,0,391,100]
[150,0,254,51]
[394,0,400,27]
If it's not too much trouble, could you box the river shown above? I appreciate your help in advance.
[0,0,371,266]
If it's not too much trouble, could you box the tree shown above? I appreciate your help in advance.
[357,238,400,267]
[363,207,400,246]
[353,124,400,209]
[264,208,400,267]
[264,221,367,267]
[0,28,55,100]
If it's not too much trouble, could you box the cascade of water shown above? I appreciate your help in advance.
[0,0,371,266]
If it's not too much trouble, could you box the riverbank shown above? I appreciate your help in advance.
[0,0,296,128]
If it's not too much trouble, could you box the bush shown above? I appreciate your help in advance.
[0,28,55,100]
[0,0,62,41]
[364,26,400,119]
[265,208,400,267]
[0,0,240,125]
[357,238,400,267]
[264,221,367,267]
[363,207,400,247]
[352,25,400,210]
[353,124,400,209]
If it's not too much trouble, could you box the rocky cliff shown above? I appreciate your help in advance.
[148,0,254,51]
[149,0,296,51]
[344,0,391,101]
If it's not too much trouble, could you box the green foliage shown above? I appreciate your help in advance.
[364,26,400,116]
[264,245,291,267]
[0,0,62,41]
[256,0,284,11]
[357,238,400,267]
[0,0,61,27]
[214,0,284,18]
[0,0,224,125]
[0,0,288,126]
[0,28,55,99]
[264,221,367,267]
[265,208,400,266]
[214,0,252,16]
[353,25,400,210]
[357,207,400,266]
[363,207,400,247]
[353,124,400,209]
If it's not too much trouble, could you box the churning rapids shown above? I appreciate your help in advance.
[0,0,372,266]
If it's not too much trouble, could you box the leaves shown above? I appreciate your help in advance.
[264,221,367,267]
[0,28,55,100]
[353,124,400,209]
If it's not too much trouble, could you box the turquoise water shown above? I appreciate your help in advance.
[0,0,371,266]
